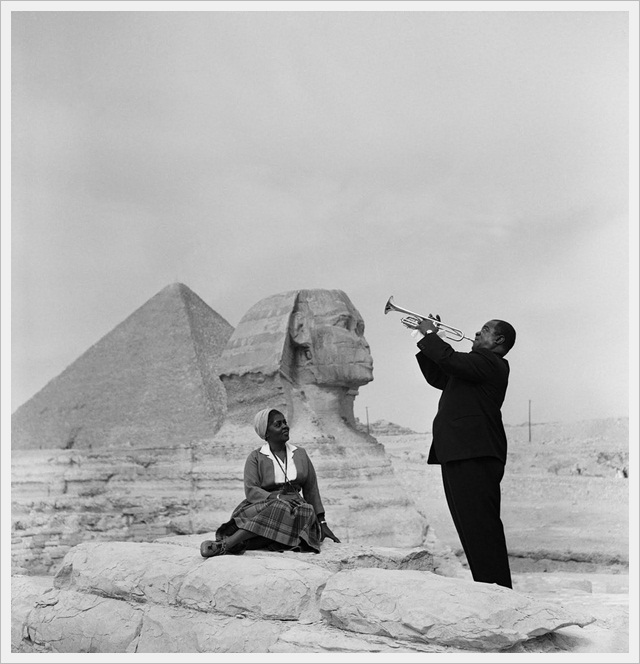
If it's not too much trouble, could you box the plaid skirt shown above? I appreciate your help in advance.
[216,495,322,553]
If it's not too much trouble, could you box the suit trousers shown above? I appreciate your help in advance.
[440,456,512,589]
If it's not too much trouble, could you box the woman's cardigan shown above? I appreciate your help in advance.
[243,444,325,517]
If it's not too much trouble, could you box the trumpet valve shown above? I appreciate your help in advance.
[401,316,421,329]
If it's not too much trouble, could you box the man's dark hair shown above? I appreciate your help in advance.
[494,320,516,355]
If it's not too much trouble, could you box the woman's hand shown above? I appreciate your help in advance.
[320,522,341,543]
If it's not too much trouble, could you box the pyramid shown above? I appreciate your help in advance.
[11,283,234,450]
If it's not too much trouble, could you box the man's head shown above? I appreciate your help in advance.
[472,320,516,356]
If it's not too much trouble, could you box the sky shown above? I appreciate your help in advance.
[4,3,638,435]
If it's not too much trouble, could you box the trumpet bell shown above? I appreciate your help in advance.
[383,296,397,315]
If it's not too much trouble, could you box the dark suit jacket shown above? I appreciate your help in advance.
[416,333,510,465]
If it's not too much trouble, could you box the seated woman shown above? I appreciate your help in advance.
[200,408,340,557]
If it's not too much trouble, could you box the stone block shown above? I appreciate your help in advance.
[24,589,144,653]
[270,623,455,653]
[11,576,54,652]
[54,541,198,605]
[320,568,595,651]
[178,554,332,622]
[135,604,285,653]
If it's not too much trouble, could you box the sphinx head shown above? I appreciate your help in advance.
[218,289,373,426]
[289,290,373,388]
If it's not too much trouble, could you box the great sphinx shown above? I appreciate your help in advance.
[11,286,431,575]
[202,289,429,547]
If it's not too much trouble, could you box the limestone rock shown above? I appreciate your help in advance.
[15,539,595,654]
[51,541,331,623]
[54,541,199,605]
[11,576,53,652]
[10,444,224,575]
[178,555,331,622]
[23,586,287,654]
[25,588,144,653]
[269,623,453,653]
[157,534,466,577]
[319,568,595,651]
[134,605,285,653]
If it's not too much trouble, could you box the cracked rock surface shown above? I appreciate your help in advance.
[11,538,603,654]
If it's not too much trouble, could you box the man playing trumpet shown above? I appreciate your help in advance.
[415,314,516,589]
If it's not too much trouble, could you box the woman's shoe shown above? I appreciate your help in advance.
[200,539,227,558]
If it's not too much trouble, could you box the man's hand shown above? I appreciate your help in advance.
[320,522,341,543]
[417,314,441,337]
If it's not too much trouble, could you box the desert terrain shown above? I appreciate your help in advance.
[373,417,629,570]
[372,416,632,654]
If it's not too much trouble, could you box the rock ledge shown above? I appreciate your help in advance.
[13,538,594,654]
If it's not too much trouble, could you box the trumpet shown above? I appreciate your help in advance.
[384,296,473,342]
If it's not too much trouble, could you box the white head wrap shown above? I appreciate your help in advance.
[253,408,277,440]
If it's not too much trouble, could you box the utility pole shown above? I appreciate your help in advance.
[528,400,532,442]
[365,407,370,435]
